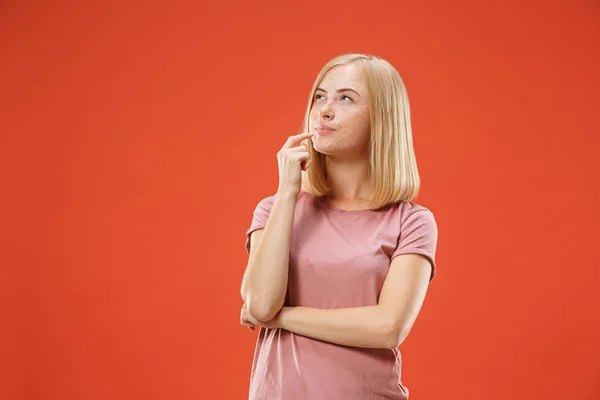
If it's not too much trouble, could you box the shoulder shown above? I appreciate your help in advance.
[393,200,437,230]
[251,191,316,217]
[253,193,277,211]
[391,201,439,270]
[394,200,435,216]
[255,191,313,206]
[247,194,278,225]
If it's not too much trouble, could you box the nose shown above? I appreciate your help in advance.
[319,102,335,120]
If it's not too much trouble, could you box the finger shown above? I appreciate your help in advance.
[293,140,312,149]
[286,143,308,152]
[283,132,314,149]
[288,152,310,164]
[242,318,256,331]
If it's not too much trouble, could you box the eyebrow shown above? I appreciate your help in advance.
[315,87,361,97]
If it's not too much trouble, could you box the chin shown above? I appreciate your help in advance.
[313,143,340,156]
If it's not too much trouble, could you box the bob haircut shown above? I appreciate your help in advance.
[300,53,421,210]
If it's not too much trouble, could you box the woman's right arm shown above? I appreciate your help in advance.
[240,131,314,322]
[240,189,298,322]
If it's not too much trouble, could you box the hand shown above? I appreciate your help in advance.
[240,303,280,330]
[276,132,314,195]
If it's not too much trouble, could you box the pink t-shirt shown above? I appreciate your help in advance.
[244,191,438,400]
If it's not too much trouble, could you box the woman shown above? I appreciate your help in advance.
[240,53,438,399]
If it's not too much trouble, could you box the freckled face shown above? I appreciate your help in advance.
[309,64,371,157]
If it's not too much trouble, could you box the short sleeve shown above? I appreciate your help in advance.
[391,209,438,281]
[245,195,276,254]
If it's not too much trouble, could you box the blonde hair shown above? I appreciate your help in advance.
[300,53,421,209]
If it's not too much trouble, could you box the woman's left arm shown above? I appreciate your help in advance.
[245,254,432,349]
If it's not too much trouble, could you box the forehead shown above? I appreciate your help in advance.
[319,63,366,90]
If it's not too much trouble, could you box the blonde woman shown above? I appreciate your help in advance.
[240,53,438,400]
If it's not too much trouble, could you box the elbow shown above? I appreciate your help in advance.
[382,331,401,350]
[241,281,284,322]
[247,299,282,322]
[383,324,409,350]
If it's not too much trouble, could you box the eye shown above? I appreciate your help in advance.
[342,94,353,101]
[315,93,324,100]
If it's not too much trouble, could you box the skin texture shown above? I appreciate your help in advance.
[311,63,375,208]
[240,62,432,349]
[241,254,431,349]
[240,132,313,322]
[310,63,371,161]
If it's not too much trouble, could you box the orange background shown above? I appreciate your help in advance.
[2,1,599,399]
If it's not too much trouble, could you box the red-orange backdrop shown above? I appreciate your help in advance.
[2,1,599,399]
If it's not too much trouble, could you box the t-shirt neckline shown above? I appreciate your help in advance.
[316,195,379,215]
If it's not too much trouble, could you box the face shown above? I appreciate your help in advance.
[309,63,371,158]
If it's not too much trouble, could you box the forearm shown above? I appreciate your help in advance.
[241,190,297,321]
[277,305,398,350]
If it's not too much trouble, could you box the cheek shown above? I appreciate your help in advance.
[348,110,370,133]
[308,109,318,128]
[359,108,370,125]
[360,112,371,135]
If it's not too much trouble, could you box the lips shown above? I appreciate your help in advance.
[316,126,336,136]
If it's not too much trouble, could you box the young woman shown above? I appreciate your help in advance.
[240,53,439,399]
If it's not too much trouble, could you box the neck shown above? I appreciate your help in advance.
[324,155,373,201]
